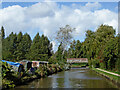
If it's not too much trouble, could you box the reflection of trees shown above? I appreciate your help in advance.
[56,78,64,87]
[52,76,57,88]
[64,71,70,88]
[38,78,52,88]
[26,78,53,88]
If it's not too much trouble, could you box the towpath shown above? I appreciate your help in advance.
[96,68,120,77]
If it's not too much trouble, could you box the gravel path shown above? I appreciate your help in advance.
[96,68,120,77]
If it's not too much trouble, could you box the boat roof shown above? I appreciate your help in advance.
[1,60,22,67]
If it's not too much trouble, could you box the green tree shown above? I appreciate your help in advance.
[56,43,63,63]
[1,26,5,40]
[56,25,75,63]
[75,40,82,58]
[14,33,32,60]
[14,32,23,60]
[27,33,52,61]
[68,40,76,58]
[3,32,17,61]
[56,25,75,51]
[28,33,41,60]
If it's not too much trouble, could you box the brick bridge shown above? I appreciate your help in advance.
[67,58,88,63]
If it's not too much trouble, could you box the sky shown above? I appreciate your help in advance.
[0,2,118,51]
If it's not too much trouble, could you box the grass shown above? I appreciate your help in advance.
[104,69,120,75]
[92,68,120,84]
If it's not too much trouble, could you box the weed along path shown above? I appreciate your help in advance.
[96,68,120,77]
[15,68,118,88]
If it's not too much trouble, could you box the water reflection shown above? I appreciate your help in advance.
[16,68,118,88]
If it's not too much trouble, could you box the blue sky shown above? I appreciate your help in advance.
[0,2,118,51]
[2,2,118,13]
[2,2,37,8]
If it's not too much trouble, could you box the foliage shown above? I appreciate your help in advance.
[26,33,52,61]
[2,27,52,61]
[2,62,16,88]
[1,26,5,40]
[67,24,119,72]
[1,24,120,89]
[56,25,75,50]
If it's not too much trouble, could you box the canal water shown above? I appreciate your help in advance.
[16,68,118,88]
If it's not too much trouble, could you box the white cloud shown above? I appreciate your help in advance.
[0,2,118,51]
[82,2,101,11]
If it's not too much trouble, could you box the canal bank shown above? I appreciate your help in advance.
[15,67,118,88]
[92,68,120,88]
[2,64,68,89]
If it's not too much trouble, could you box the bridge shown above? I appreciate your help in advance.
[67,58,88,63]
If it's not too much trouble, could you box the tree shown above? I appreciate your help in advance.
[56,25,75,63]
[14,32,23,60]
[23,33,32,59]
[75,40,82,58]
[1,26,5,40]
[0,26,4,60]
[67,24,117,69]
[3,32,17,61]
[103,37,118,70]
[27,33,52,61]
[28,33,41,60]
[68,40,76,58]
[56,25,75,51]
[56,42,63,63]
[95,25,116,69]
[117,34,120,73]
[14,33,32,60]
[1,26,5,60]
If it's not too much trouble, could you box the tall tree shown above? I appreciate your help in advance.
[28,33,41,60]
[14,32,32,60]
[75,40,82,58]
[56,25,75,63]
[23,33,32,59]
[14,32,23,60]
[3,32,17,61]
[1,26,5,40]
[27,33,52,61]
[68,40,76,58]
[56,42,63,63]
[56,25,75,51]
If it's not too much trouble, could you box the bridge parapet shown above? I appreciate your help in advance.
[67,58,88,63]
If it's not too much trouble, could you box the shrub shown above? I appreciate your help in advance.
[2,62,16,89]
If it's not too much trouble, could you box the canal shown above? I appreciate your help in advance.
[15,68,118,88]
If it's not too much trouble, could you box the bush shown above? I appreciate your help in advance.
[2,62,16,89]
[115,58,120,73]
[92,59,100,68]
[100,62,105,69]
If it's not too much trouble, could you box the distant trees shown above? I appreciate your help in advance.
[2,27,52,62]
[28,33,52,61]
[3,32,17,61]
[14,32,32,60]
[67,24,120,73]
[1,24,120,73]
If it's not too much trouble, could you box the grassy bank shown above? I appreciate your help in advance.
[2,63,66,89]
[103,69,120,75]
[92,68,120,88]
